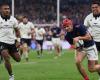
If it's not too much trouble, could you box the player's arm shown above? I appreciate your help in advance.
[14,27,21,38]
[40,28,46,36]
[28,23,35,35]
[14,18,21,48]
[73,25,92,43]
[59,28,64,37]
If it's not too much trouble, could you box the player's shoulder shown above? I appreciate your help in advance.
[74,24,85,29]
[10,16,18,22]
[18,22,23,25]
[0,15,2,19]
[10,16,17,20]
[85,13,93,19]
[74,24,81,28]
[28,21,32,24]
[40,27,44,30]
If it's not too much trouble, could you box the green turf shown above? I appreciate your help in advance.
[0,50,99,80]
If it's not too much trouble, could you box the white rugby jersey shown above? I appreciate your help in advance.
[0,15,18,44]
[18,22,34,39]
[35,28,45,40]
[84,13,100,42]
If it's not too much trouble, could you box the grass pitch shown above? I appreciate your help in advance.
[0,50,99,80]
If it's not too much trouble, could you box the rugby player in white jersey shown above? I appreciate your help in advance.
[18,16,34,61]
[84,0,100,53]
[35,27,46,58]
[0,3,21,80]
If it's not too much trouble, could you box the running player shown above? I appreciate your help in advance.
[45,27,53,53]
[50,25,62,59]
[84,0,100,53]
[35,27,46,58]
[18,16,34,61]
[0,3,21,80]
[63,18,100,80]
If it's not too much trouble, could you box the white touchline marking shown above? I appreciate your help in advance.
[12,62,37,65]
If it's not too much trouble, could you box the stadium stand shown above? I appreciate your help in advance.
[13,0,92,24]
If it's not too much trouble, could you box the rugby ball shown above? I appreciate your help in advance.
[76,40,84,48]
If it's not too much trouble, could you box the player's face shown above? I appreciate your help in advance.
[64,25,73,32]
[1,5,10,16]
[91,4,100,15]
[23,18,28,24]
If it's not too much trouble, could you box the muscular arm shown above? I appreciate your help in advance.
[78,32,92,40]
[14,28,20,38]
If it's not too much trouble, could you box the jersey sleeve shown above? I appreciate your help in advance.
[65,33,73,44]
[84,15,90,28]
[13,18,18,28]
[58,27,61,34]
[41,28,46,34]
[30,22,35,29]
[78,25,87,36]
[18,23,21,29]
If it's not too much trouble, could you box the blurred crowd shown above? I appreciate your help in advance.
[15,0,57,24]
[14,0,92,24]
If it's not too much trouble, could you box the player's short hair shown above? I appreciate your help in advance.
[23,15,28,19]
[0,2,10,8]
[91,0,100,6]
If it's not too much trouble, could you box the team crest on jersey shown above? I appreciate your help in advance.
[75,25,80,28]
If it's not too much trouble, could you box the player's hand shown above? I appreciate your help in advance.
[73,37,80,43]
[16,41,20,48]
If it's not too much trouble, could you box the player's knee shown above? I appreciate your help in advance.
[4,56,10,62]
[15,57,21,62]
[17,57,21,62]
[16,59,21,62]
[88,66,95,73]
[1,51,10,62]
[75,59,82,65]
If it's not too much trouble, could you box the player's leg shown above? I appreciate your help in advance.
[95,42,100,53]
[0,54,3,63]
[1,49,15,80]
[40,40,43,55]
[21,39,29,61]
[36,40,41,58]
[22,43,29,61]
[57,44,62,56]
[54,38,61,57]
[47,41,53,54]
[24,39,31,61]
[86,45,100,73]
[9,44,21,62]
[7,44,21,80]
[0,42,14,77]
[1,49,13,76]
[57,38,62,56]
[75,50,89,80]
[88,60,100,72]
[52,38,58,58]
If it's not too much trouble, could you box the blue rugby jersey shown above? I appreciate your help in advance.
[65,24,94,48]
[51,27,61,38]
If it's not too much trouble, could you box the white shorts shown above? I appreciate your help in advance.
[52,38,61,47]
[84,44,98,60]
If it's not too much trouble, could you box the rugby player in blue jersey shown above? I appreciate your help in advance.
[63,18,100,80]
